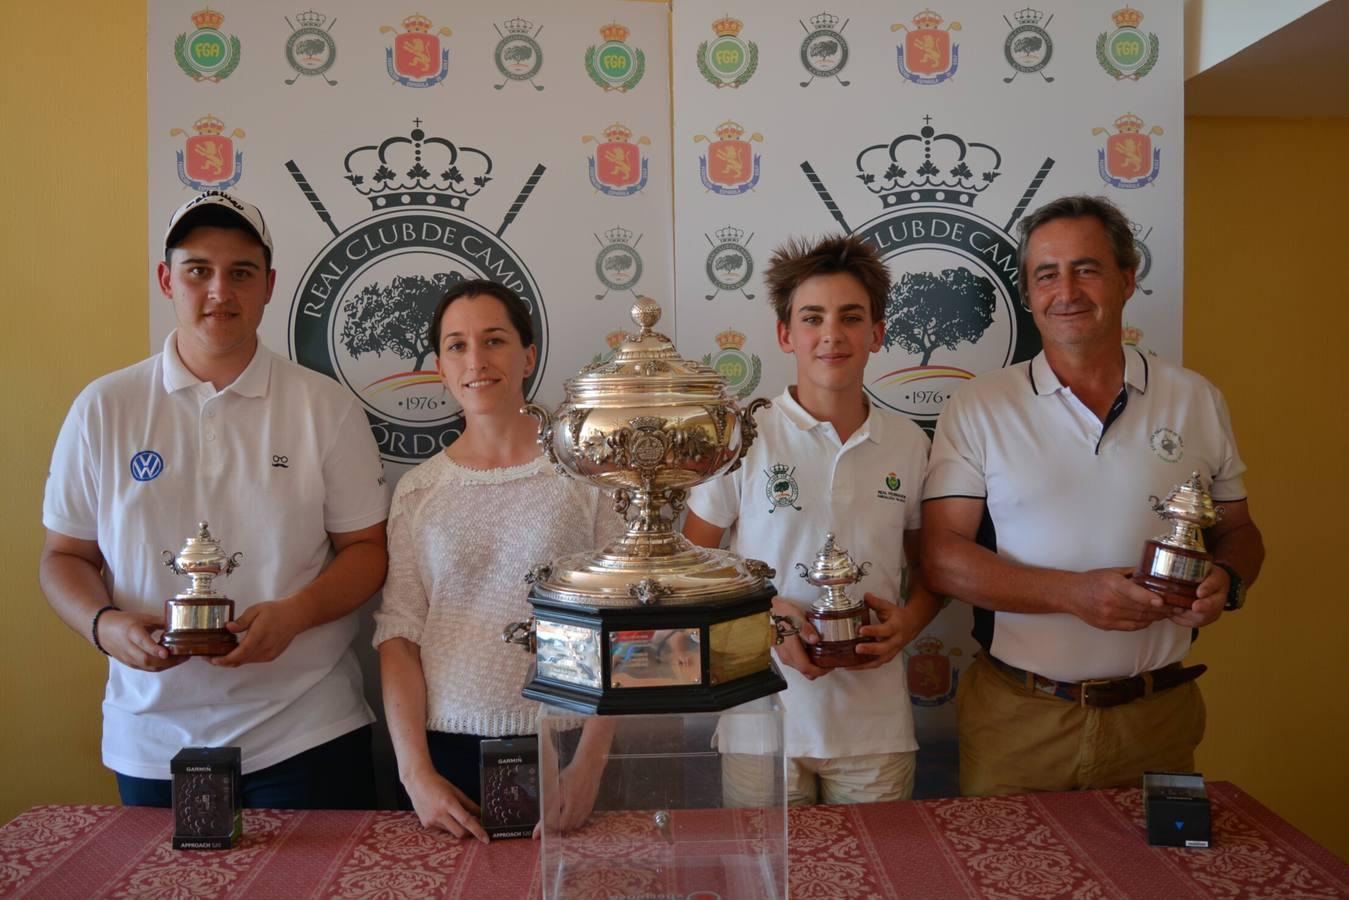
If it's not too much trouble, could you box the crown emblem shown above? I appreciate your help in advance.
[715,120,746,141]
[912,8,944,29]
[809,11,839,31]
[605,329,628,350]
[715,328,747,350]
[295,9,326,28]
[1111,5,1144,28]
[856,117,1002,208]
[343,121,493,211]
[712,15,743,37]
[768,462,793,478]
[191,7,225,29]
[402,13,433,33]
[1013,6,1044,26]
[603,123,633,144]
[1114,112,1145,132]
[192,114,226,135]
[604,225,635,245]
[600,22,630,42]
[1122,324,1143,346]
[714,225,745,244]
[503,16,532,34]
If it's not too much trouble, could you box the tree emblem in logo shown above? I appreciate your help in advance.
[801,115,1049,431]
[701,329,761,400]
[170,115,245,191]
[798,11,850,87]
[287,120,547,464]
[1097,5,1159,80]
[703,225,756,301]
[594,226,643,300]
[893,8,961,85]
[886,268,996,366]
[493,17,544,91]
[697,16,758,88]
[765,463,802,513]
[694,122,763,196]
[284,10,338,86]
[380,13,451,87]
[1150,427,1183,463]
[1132,221,1154,295]
[582,124,651,197]
[906,636,962,706]
[1002,7,1054,83]
[175,8,241,82]
[1093,113,1163,189]
[585,22,645,93]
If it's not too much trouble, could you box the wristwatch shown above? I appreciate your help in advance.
[1215,562,1246,611]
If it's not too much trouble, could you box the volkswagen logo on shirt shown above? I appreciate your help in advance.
[130,450,165,482]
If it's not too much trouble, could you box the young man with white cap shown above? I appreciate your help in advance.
[39,191,390,807]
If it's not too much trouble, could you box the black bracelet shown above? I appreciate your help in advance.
[91,605,119,655]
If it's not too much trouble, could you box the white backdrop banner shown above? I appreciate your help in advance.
[150,0,1182,744]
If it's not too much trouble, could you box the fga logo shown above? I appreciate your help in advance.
[379,13,451,87]
[765,463,802,513]
[174,8,241,82]
[893,8,961,85]
[906,636,962,707]
[585,22,645,93]
[169,115,245,191]
[1097,5,1159,80]
[1093,113,1163,189]
[582,123,651,197]
[130,450,165,483]
[798,11,850,88]
[284,10,337,86]
[493,17,545,91]
[694,121,763,196]
[703,225,755,301]
[593,225,643,300]
[1002,6,1054,84]
[701,328,761,400]
[697,16,758,89]
[287,120,548,465]
[801,115,1048,431]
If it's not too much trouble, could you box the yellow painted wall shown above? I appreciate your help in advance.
[1,3,1343,862]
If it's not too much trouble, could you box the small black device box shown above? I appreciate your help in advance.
[480,737,539,840]
[1144,771,1212,849]
[171,746,242,850]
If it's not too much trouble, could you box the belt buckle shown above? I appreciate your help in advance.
[1078,678,1112,708]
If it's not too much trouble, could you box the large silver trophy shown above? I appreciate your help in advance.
[160,522,243,656]
[504,298,796,714]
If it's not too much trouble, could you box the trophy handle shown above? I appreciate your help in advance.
[795,562,811,580]
[161,550,181,574]
[502,618,535,652]
[523,563,553,585]
[856,561,873,579]
[1148,494,1165,517]
[725,397,772,475]
[771,614,801,645]
[521,402,566,476]
[224,552,243,576]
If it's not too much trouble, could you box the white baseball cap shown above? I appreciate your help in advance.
[163,191,273,256]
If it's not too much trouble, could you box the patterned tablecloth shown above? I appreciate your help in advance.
[2,782,1344,899]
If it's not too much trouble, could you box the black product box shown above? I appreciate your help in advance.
[480,737,539,840]
[171,747,242,850]
[1144,771,1212,848]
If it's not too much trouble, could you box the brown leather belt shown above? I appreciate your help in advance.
[986,653,1207,708]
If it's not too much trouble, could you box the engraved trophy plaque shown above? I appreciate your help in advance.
[160,522,243,656]
[796,533,872,668]
[504,298,798,715]
[1133,472,1222,608]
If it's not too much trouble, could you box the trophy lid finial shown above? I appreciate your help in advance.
[197,521,211,538]
[631,296,662,334]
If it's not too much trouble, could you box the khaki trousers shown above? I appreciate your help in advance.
[722,750,916,807]
[958,653,1205,797]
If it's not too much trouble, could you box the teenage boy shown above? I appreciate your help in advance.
[685,234,938,804]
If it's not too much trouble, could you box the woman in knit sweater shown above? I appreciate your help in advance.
[373,280,618,841]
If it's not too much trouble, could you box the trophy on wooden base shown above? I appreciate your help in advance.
[1133,472,1222,608]
[796,533,872,668]
[160,522,243,656]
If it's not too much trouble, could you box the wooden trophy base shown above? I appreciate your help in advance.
[807,606,870,668]
[1134,540,1210,609]
[161,630,238,657]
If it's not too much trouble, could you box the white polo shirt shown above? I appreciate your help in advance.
[924,348,1247,683]
[43,332,389,779]
[688,387,930,759]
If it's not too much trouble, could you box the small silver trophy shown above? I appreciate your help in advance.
[1133,472,1223,608]
[796,533,872,668]
[160,522,243,656]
